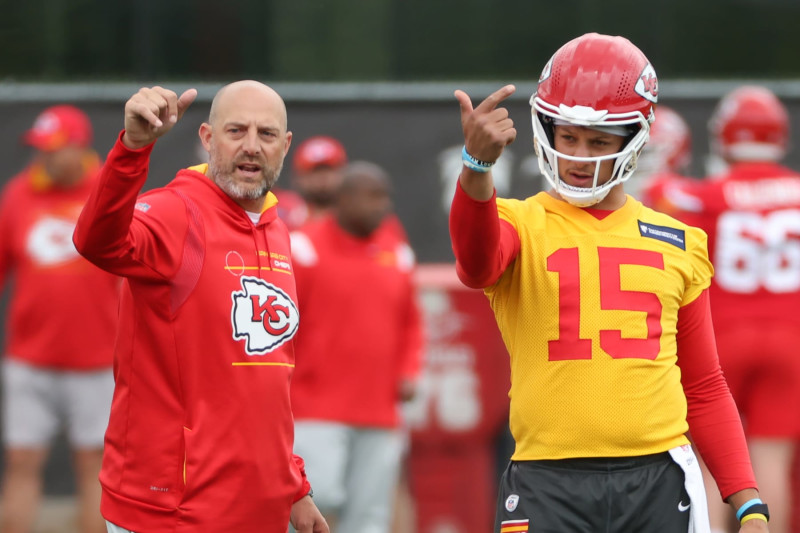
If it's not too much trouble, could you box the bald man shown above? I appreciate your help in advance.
[73,82,328,533]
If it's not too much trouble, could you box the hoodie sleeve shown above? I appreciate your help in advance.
[398,268,424,383]
[0,181,16,293]
[73,131,190,280]
[292,454,312,502]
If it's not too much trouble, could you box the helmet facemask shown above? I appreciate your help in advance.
[531,95,651,207]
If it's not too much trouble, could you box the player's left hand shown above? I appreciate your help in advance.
[290,495,329,533]
[455,84,517,163]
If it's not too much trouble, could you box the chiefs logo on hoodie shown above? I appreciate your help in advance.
[231,276,299,354]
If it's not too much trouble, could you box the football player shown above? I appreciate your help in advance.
[671,86,797,533]
[449,33,769,532]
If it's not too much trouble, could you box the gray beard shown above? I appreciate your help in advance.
[209,159,283,201]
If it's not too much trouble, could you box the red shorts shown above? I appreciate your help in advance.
[715,320,800,438]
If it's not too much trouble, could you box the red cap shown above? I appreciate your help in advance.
[22,105,93,152]
[292,136,347,173]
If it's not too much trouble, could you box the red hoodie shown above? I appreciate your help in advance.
[0,158,119,369]
[289,215,422,428]
[73,133,309,533]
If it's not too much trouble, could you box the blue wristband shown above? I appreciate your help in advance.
[736,498,763,521]
[461,145,495,173]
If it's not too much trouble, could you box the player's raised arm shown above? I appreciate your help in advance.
[74,86,197,277]
[122,86,197,149]
[454,85,517,201]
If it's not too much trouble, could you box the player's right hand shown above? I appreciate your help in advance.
[454,85,517,163]
[122,86,198,150]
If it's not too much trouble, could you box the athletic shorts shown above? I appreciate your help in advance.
[715,320,800,438]
[293,421,403,533]
[495,452,695,533]
[106,521,134,533]
[2,358,114,448]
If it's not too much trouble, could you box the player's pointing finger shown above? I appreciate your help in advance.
[475,84,516,113]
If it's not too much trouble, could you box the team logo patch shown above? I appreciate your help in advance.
[634,63,658,103]
[231,276,299,354]
[638,221,685,250]
[505,494,520,512]
[26,216,79,266]
[539,55,554,83]
[500,519,529,533]
[135,202,151,212]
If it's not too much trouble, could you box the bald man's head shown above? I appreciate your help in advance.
[199,80,293,212]
[338,161,392,194]
[208,80,288,132]
[335,161,393,237]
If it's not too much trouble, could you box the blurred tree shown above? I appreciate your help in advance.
[1,0,800,81]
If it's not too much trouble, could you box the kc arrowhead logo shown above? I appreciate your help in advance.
[26,216,80,266]
[231,276,299,354]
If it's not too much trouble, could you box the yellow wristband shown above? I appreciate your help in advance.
[740,513,768,526]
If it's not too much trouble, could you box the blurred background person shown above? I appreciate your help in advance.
[289,135,349,226]
[671,85,798,533]
[633,104,696,214]
[0,105,118,533]
[290,161,423,533]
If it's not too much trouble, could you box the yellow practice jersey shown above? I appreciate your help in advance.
[491,192,713,460]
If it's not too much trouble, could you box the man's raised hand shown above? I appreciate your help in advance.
[454,84,517,164]
[122,86,198,150]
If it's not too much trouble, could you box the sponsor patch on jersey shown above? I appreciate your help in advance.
[135,202,151,212]
[638,221,685,250]
[231,276,299,354]
[500,519,529,533]
[505,494,520,512]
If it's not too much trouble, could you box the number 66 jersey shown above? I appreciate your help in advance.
[487,191,713,461]
[673,161,800,440]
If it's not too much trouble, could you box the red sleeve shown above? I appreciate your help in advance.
[292,454,312,503]
[0,182,15,292]
[675,289,757,500]
[73,131,188,280]
[399,275,424,381]
[448,181,520,288]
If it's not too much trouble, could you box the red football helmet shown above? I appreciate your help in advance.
[292,136,347,174]
[709,85,789,162]
[636,105,692,178]
[531,33,657,207]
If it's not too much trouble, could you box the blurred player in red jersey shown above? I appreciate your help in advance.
[0,105,119,533]
[668,86,797,533]
[270,135,346,230]
[450,33,769,532]
[633,105,696,214]
[284,135,349,225]
[290,161,423,533]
